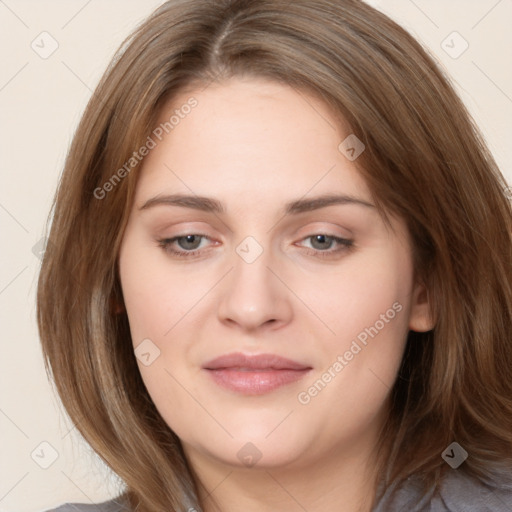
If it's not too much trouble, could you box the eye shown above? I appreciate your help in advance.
[156,234,212,258]
[297,234,354,259]
[157,233,353,260]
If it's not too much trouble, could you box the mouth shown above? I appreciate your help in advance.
[202,352,312,395]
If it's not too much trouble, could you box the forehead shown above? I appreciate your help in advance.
[134,77,371,208]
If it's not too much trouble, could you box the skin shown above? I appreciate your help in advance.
[118,77,434,512]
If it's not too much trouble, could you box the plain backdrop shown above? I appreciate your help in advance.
[0,1,511,511]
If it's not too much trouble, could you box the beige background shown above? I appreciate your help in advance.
[0,1,511,511]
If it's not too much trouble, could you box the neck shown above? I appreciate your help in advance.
[186,426,384,512]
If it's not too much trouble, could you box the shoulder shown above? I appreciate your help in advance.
[44,497,131,512]
[373,469,512,512]
[434,469,512,512]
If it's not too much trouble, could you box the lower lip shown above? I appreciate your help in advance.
[204,368,311,395]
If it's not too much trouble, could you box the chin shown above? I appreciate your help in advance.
[210,439,308,470]
[211,423,315,469]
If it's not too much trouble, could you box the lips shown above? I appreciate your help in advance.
[203,352,310,371]
[202,352,312,395]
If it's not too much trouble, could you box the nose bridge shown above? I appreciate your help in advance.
[216,234,293,330]
[231,234,277,305]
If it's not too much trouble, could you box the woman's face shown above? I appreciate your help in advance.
[118,77,432,472]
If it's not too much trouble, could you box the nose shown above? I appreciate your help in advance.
[216,241,294,332]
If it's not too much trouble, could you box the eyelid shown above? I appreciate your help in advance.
[294,222,354,239]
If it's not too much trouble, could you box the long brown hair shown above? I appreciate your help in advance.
[36,0,512,510]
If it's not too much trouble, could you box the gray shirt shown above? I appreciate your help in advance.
[45,469,512,512]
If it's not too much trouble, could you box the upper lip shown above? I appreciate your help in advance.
[202,352,311,371]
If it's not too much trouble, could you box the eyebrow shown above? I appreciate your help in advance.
[138,193,375,215]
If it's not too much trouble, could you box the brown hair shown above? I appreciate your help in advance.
[36,0,512,510]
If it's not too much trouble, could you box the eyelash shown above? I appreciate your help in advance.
[156,233,354,259]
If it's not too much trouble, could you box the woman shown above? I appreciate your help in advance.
[37,0,512,511]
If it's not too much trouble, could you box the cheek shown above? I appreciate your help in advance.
[301,244,414,411]
[305,244,413,345]
[118,243,200,434]
[118,240,209,346]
